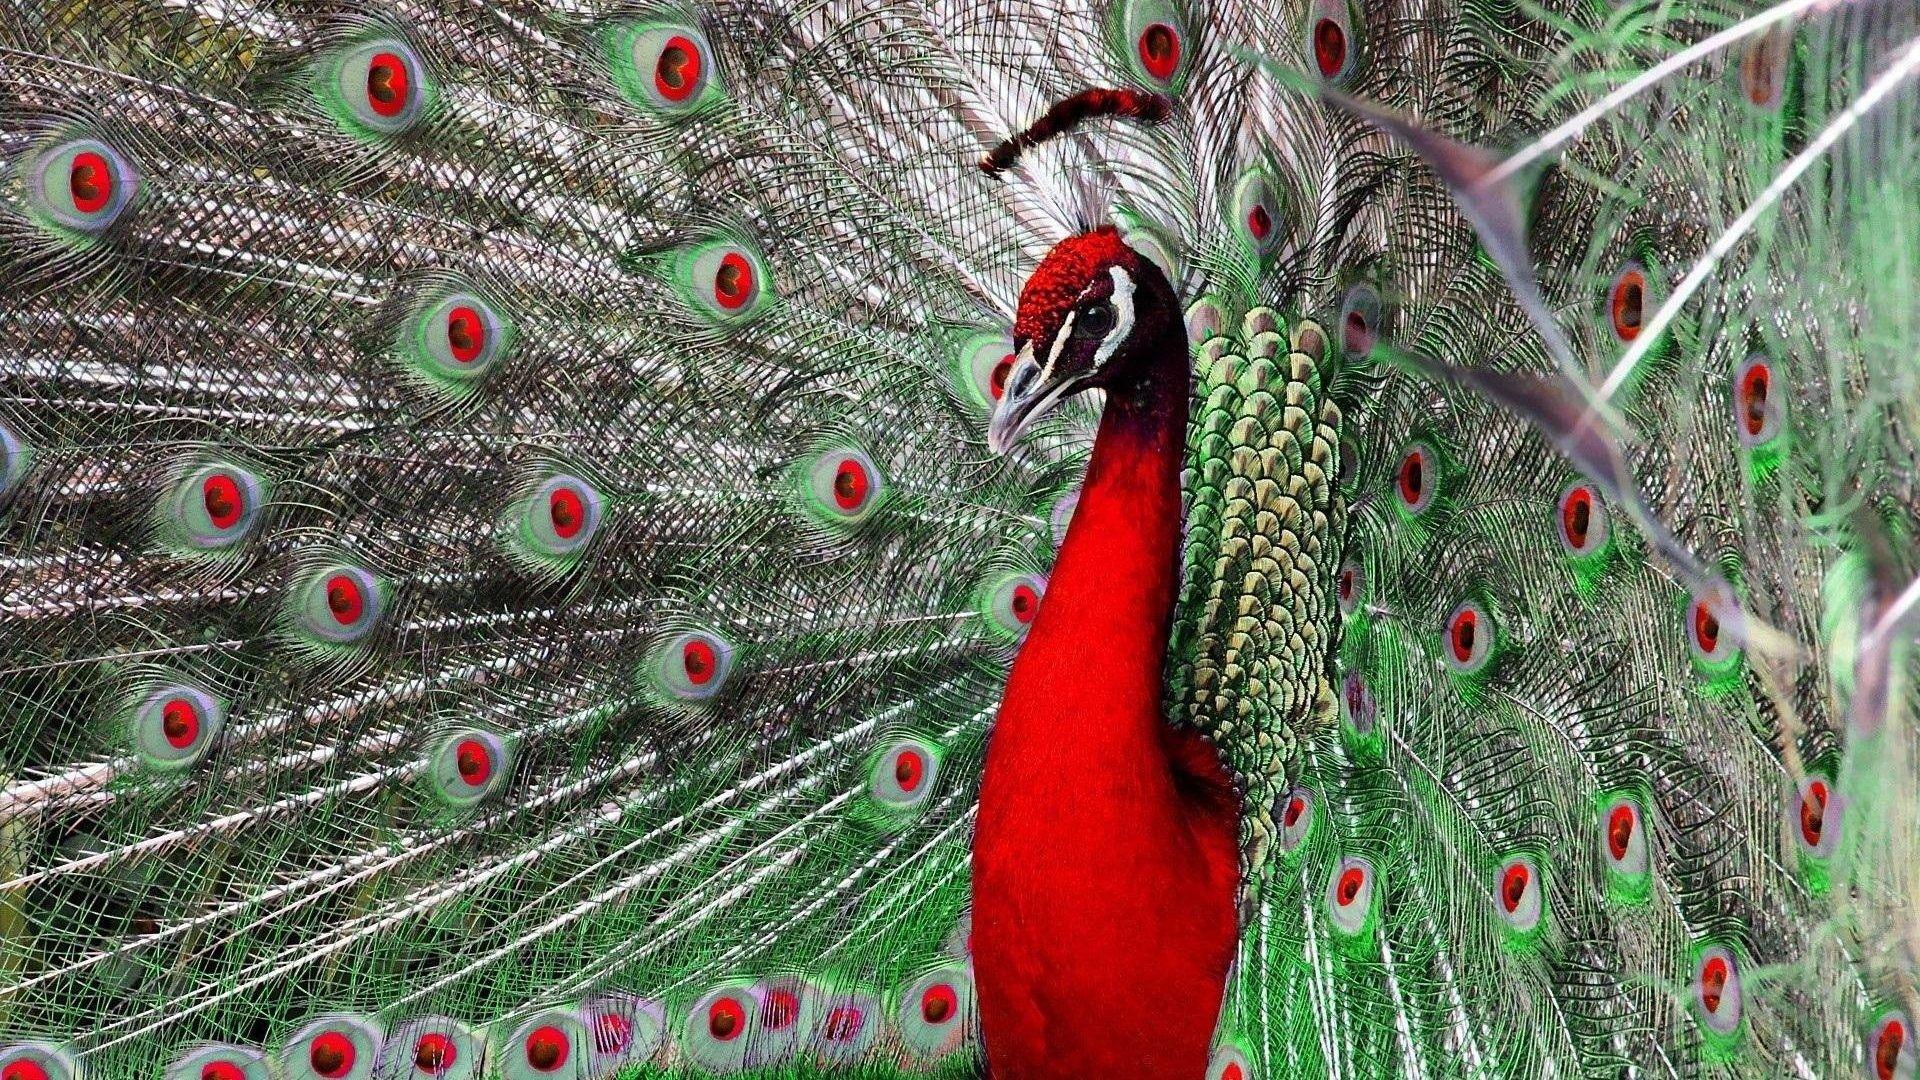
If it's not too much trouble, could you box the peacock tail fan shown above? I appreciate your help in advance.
[0,0,1916,1077]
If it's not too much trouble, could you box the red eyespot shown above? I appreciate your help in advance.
[1137,23,1181,81]
[1010,583,1040,624]
[1609,266,1647,343]
[1247,203,1272,241]
[3,1063,50,1080]
[1396,447,1429,512]
[366,52,411,118]
[1740,26,1790,110]
[523,1026,569,1072]
[1692,599,1720,655]
[762,987,800,1030]
[713,252,754,310]
[1876,1016,1907,1080]
[894,749,924,792]
[1739,363,1771,438]
[549,486,585,539]
[202,473,244,530]
[822,1006,864,1042]
[1607,803,1635,861]
[1449,608,1477,663]
[200,1063,246,1080]
[446,306,485,364]
[1699,956,1729,1013]
[1560,486,1592,550]
[455,739,492,786]
[1283,795,1306,828]
[682,638,717,685]
[326,574,364,626]
[989,354,1015,400]
[592,1012,631,1055]
[1500,862,1529,912]
[161,698,200,749]
[69,150,113,214]
[1799,779,1829,847]
[654,35,703,102]
[309,1032,355,1079]
[1336,866,1364,906]
[707,996,744,1040]
[832,458,871,511]
[920,983,956,1025]
[413,1033,456,1075]
[1313,18,1347,78]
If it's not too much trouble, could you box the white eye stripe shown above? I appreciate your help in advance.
[1039,310,1076,384]
[1094,265,1136,369]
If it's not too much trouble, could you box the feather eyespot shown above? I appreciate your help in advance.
[1555,483,1609,556]
[1111,0,1189,89]
[406,291,511,390]
[1793,775,1843,858]
[431,730,509,807]
[592,1014,629,1055]
[495,1008,587,1080]
[616,24,719,114]
[1338,283,1382,358]
[1693,948,1742,1035]
[1733,354,1784,446]
[679,241,769,323]
[981,573,1046,639]
[1607,263,1650,343]
[1872,1012,1913,1080]
[1326,856,1375,934]
[1336,560,1363,615]
[412,1034,455,1075]
[1139,23,1181,80]
[296,565,384,645]
[1307,0,1364,83]
[1231,171,1284,257]
[166,1046,269,1080]
[1496,856,1543,932]
[652,630,735,701]
[897,966,972,1058]
[1208,1045,1254,1080]
[956,332,1017,410]
[280,1014,381,1080]
[581,995,663,1074]
[804,447,884,524]
[1340,671,1376,736]
[25,138,138,234]
[164,462,265,551]
[1443,600,1493,674]
[134,684,225,771]
[520,1029,566,1073]
[1276,785,1314,853]
[327,40,429,136]
[1687,582,1742,667]
[513,474,604,566]
[1739,25,1792,111]
[0,1047,75,1080]
[871,737,941,811]
[813,991,880,1064]
[1395,443,1436,515]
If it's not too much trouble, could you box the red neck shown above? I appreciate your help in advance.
[973,326,1240,1079]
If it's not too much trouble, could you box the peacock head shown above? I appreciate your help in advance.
[978,87,1180,455]
[987,226,1180,453]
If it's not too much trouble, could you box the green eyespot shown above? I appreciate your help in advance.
[400,289,514,396]
[895,965,974,1061]
[1230,168,1286,261]
[955,331,1017,411]
[647,630,735,702]
[19,137,137,237]
[131,683,226,772]
[1107,0,1192,91]
[979,572,1045,640]
[608,23,722,116]
[430,729,510,808]
[492,1006,587,1080]
[160,462,266,553]
[868,736,942,815]
[278,1013,382,1080]
[674,239,771,324]
[508,474,605,570]
[317,38,431,137]
[799,446,885,526]
[292,564,386,646]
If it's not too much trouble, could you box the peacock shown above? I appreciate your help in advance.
[0,0,1916,1075]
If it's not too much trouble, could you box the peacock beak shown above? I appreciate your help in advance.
[986,341,1081,455]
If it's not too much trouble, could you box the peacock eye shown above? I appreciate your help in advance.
[1555,482,1609,557]
[1443,599,1495,674]
[1692,947,1743,1036]
[956,331,1017,410]
[1110,0,1189,89]
[1495,855,1544,933]
[1339,283,1383,358]
[678,239,770,324]
[611,23,721,115]
[1340,670,1376,735]
[294,564,385,646]
[1686,580,1742,669]
[1231,169,1285,258]
[1306,0,1366,84]
[802,446,885,525]
[0,1045,77,1080]
[1207,1044,1254,1080]
[1326,855,1376,934]
[1738,24,1792,111]
[812,990,880,1065]
[869,736,942,814]
[1871,1011,1913,1080]
[166,1045,270,1080]
[1792,775,1843,858]
[981,572,1046,640]
[323,39,430,137]
[1275,785,1314,854]
[132,683,227,772]
[1336,559,1363,616]
[1606,261,1657,344]
[278,1014,381,1080]
[650,629,736,702]
[26,138,138,235]
[430,730,510,807]
[1078,300,1116,337]
[381,1019,478,1080]
[495,1007,586,1080]
[896,966,973,1059]
[163,463,266,553]
[580,995,664,1073]
[402,290,513,396]
[1733,353,1785,447]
